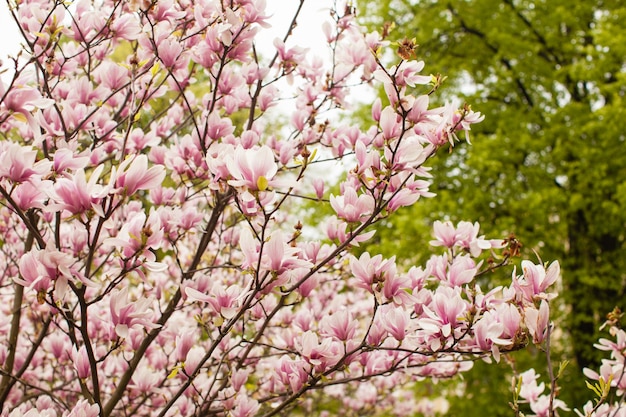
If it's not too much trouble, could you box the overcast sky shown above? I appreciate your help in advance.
[0,4,21,64]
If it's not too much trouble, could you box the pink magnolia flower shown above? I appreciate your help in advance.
[230,368,250,392]
[109,287,160,339]
[114,154,166,196]
[584,355,626,396]
[394,61,431,87]
[379,106,401,141]
[453,105,485,143]
[330,186,376,223]
[14,251,52,293]
[524,300,550,344]
[130,366,160,393]
[185,283,247,320]
[366,321,388,346]
[12,180,49,210]
[513,261,560,302]
[65,76,103,106]
[494,302,522,339]
[383,135,428,170]
[472,311,514,361]
[430,220,501,256]
[594,328,626,353]
[445,255,479,287]
[158,38,185,69]
[418,287,467,348]
[320,310,358,342]
[110,13,141,41]
[93,61,130,91]
[350,253,397,293]
[530,395,568,417]
[69,0,108,42]
[274,356,309,393]
[407,94,434,124]
[519,369,546,403]
[52,148,89,173]
[65,400,100,417]
[273,38,307,73]
[226,145,278,191]
[72,345,91,379]
[16,248,74,299]
[299,331,340,371]
[430,220,459,248]
[379,305,411,342]
[0,82,55,140]
[239,228,310,278]
[175,330,196,362]
[381,271,413,305]
[312,178,325,200]
[0,142,52,183]
[104,211,164,262]
[231,395,260,417]
[519,369,569,416]
[49,166,106,216]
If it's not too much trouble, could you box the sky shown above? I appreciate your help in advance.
[262,1,335,50]
[0,3,22,64]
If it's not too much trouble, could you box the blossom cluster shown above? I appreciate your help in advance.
[575,322,626,417]
[513,318,626,417]
[0,0,558,416]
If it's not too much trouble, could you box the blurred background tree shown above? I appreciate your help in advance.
[355,0,626,414]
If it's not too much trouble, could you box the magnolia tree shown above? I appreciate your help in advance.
[0,0,586,416]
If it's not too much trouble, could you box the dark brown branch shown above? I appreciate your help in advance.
[446,3,535,108]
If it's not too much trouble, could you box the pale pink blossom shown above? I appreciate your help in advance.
[114,154,166,196]
[93,62,130,91]
[514,261,560,302]
[72,345,91,379]
[518,369,569,416]
[320,310,358,342]
[330,186,376,223]
[16,248,74,297]
[104,211,164,260]
[446,255,478,287]
[0,143,52,183]
[52,148,89,173]
[130,366,160,393]
[109,287,160,339]
[185,283,247,320]
[0,83,55,140]
[379,107,401,141]
[226,145,278,191]
[380,305,410,342]
[231,395,260,417]
[175,330,196,362]
[65,400,100,417]
[524,300,550,344]
[49,166,105,216]
[350,253,397,293]
[110,13,141,40]
[230,368,250,392]
[430,220,501,256]
[12,181,49,210]
[394,61,431,87]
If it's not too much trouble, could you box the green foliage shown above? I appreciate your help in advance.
[356,0,626,412]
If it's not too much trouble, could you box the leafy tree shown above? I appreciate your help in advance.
[357,0,626,374]
[0,0,566,416]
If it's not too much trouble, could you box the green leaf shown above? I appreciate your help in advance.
[585,380,602,398]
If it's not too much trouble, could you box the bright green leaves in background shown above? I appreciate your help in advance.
[356,0,626,413]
